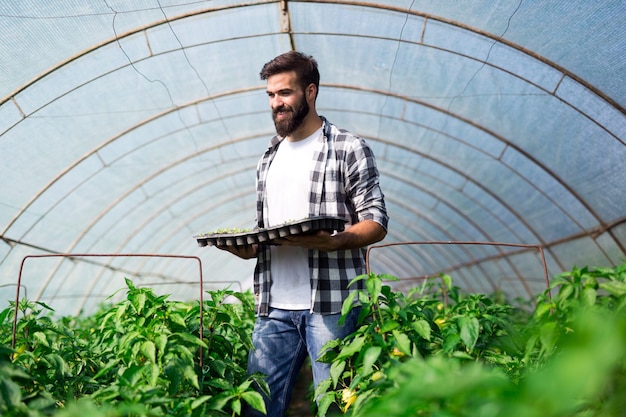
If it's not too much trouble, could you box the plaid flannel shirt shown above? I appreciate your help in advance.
[253,116,389,316]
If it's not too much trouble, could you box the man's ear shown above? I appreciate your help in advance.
[306,83,317,101]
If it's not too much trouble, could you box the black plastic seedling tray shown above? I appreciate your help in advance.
[193,215,347,247]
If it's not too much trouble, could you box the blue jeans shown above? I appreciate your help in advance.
[245,307,360,417]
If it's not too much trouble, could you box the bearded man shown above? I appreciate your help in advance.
[217,51,388,417]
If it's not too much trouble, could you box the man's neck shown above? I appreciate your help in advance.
[287,113,323,142]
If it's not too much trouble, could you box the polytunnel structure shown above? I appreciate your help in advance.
[1,0,625,316]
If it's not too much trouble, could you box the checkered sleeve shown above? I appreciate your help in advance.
[344,135,389,230]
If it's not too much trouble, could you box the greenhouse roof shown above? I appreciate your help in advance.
[1,0,625,315]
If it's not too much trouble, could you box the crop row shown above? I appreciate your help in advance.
[1,262,625,416]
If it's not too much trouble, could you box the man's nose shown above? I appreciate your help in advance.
[270,95,283,109]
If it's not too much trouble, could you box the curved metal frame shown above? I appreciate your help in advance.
[12,252,209,369]
[365,240,551,300]
[0,1,623,307]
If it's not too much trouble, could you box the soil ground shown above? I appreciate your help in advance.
[287,362,315,416]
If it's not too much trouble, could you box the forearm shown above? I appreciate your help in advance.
[331,219,387,251]
[276,219,386,252]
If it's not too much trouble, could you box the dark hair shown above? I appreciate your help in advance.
[260,51,320,98]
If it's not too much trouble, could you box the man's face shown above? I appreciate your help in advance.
[266,72,310,138]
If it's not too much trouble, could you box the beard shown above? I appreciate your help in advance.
[272,97,309,138]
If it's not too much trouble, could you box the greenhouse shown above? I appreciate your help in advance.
[0,1,625,416]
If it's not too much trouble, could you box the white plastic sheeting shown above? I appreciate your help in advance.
[1,0,624,315]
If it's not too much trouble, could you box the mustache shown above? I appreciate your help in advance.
[273,105,292,115]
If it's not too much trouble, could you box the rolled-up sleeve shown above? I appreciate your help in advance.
[346,137,389,230]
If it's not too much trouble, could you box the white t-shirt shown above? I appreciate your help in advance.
[265,127,322,310]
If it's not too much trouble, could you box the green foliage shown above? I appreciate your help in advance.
[1,261,625,417]
[0,279,261,416]
[352,305,626,417]
[526,262,626,366]
[315,272,529,415]
[315,261,626,417]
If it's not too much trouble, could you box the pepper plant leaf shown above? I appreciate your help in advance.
[362,346,382,376]
[413,319,432,342]
[458,316,480,353]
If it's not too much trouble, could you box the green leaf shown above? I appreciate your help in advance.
[451,350,474,359]
[413,319,432,341]
[190,395,211,410]
[347,273,369,289]
[440,273,452,289]
[115,302,129,325]
[155,334,168,357]
[558,283,574,302]
[0,378,23,408]
[163,360,183,394]
[171,344,195,363]
[341,291,359,318]
[119,330,142,351]
[361,346,382,375]
[458,316,480,352]
[581,287,597,306]
[534,301,553,319]
[380,320,399,333]
[237,379,253,392]
[174,331,207,347]
[539,321,558,358]
[133,292,147,315]
[443,331,461,353]
[33,331,49,347]
[352,388,377,414]
[207,392,234,411]
[366,274,382,304]
[207,378,232,391]
[149,363,159,386]
[330,360,346,387]
[120,365,143,387]
[34,300,55,312]
[241,391,266,414]
[168,312,187,328]
[209,358,228,378]
[183,363,200,389]
[314,378,331,400]
[316,392,335,417]
[125,277,136,291]
[337,335,366,361]
[93,358,121,379]
[43,353,70,378]
[231,398,242,415]
[0,365,31,381]
[378,273,399,282]
[141,340,156,363]
[599,280,626,297]
[583,275,598,288]
[392,330,412,356]
[0,306,12,323]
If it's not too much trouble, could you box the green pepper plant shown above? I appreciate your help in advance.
[0,279,265,417]
[314,262,626,417]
